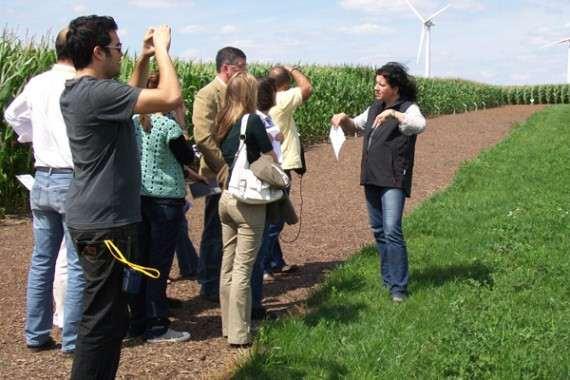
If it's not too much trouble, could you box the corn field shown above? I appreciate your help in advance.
[2,35,570,213]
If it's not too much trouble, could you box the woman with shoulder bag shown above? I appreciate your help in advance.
[216,72,277,347]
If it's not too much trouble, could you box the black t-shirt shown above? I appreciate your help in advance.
[61,76,142,230]
[221,113,273,168]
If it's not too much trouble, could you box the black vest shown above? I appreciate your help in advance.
[360,99,416,197]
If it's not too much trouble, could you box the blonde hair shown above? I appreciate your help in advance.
[140,72,160,133]
[215,72,258,142]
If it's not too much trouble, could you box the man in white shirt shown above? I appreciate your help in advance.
[4,28,85,354]
[259,66,313,276]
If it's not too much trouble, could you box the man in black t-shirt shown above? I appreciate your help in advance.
[61,16,182,379]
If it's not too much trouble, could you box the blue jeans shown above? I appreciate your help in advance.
[198,193,223,298]
[251,222,285,309]
[27,169,85,352]
[364,186,409,297]
[130,196,184,337]
[175,202,198,277]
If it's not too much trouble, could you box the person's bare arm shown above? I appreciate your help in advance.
[285,65,312,101]
[133,26,182,114]
[128,28,154,88]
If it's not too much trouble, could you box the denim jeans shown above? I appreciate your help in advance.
[27,169,85,353]
[175,202,199,277]
[69,223,137,380]
[251,222,285,309]
[129,196,184,337]
[364,185,409,297]
[251,186,289,309]
[198,193,223,298]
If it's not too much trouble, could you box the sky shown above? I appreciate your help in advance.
[2,0,570,85]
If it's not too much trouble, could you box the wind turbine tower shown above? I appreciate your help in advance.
[545,37,570,83]
[404,0,451,78]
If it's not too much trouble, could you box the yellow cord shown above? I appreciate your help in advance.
[104,239,160,279]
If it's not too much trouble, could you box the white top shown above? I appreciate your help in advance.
[4,63,76,168]
[256,110,282,163]
[352,104,426,136]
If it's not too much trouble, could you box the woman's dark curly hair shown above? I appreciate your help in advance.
[256,77,277,112]
[376,62,417,102]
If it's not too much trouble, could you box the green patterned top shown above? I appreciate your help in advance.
[133,114,185,199]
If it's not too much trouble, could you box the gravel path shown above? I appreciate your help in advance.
[0,105,544,379]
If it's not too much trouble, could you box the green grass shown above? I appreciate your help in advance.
[233,105,570,379]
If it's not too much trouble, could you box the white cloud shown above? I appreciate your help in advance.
[225,39,256,49]
[339,0,482,16]
[180,25,205,34]
[128,0,189,9]
[178,48,200,60]
[118,29,129,38]
[220,25,238,35]
[339,23,394,35]
[72,4,88,13]
[450,0,484,12]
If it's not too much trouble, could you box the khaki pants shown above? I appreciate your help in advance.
[218,191,266,344]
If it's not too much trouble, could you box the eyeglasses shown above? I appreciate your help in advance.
[104,43,123,53]
[227,61,247,71]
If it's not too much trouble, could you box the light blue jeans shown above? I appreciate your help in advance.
[364,186,409,297]
[27,170,85,352]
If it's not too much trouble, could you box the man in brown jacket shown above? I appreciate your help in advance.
[192,46,247,301]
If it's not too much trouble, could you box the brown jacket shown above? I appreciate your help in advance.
[192,77,227,181]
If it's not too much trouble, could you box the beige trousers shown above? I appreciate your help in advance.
[218,191,266,344]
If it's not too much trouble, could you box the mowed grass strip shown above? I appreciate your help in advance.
[233,105,570,379]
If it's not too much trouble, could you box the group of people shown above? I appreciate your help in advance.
[4,14,425,380]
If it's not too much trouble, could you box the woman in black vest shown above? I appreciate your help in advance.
[331,62,426,302]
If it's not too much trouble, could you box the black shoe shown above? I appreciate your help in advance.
[167,297,184,309]
[27,337,58,352]
[229,342,252,349]
[274,264,298,274]
[252,307,278,321]
[200,293,220,304]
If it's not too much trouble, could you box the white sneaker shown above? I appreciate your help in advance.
[392,295,406,303]
[146,328,191,343]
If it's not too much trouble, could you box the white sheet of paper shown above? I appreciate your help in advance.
[16,174,35,191]
[329,125,346,160]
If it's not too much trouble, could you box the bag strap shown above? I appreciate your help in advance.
[230,114,250,170]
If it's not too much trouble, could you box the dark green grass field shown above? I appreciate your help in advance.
[233,105,570,379]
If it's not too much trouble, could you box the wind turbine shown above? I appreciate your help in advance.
[404,0,451,78]
[544,37,570,83]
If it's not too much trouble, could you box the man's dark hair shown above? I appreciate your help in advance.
[215,46,246,73]
[257,77,276,112]
[55,28,70,61]
[267,66,291,89]
[66,15,118,70]
[376,62,417,102]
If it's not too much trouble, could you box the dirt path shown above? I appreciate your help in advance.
[0,105,544,379]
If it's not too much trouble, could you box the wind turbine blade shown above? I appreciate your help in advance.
[426,4,451,22]
[417,26,426,64]
[404,0,425,22]
[543,37,570,48]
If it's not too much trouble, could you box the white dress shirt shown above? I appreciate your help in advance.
[4,63,76,168]
[352,104,426,136]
